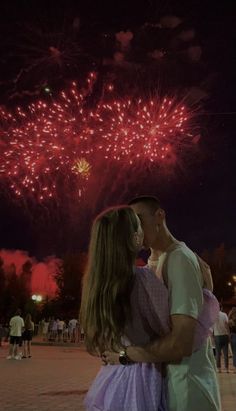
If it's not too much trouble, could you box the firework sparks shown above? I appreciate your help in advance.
[0,77,196,202]
[94,97,191,164]
[0,81,92,201]
[72,158,91,179]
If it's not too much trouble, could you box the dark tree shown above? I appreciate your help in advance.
[0,257,6,316]
[54,252,87,316]
[20,260,33,294]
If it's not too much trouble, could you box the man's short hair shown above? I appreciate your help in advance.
[128,195,161,213]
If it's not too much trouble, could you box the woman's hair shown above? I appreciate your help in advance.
[24,313,32,330]
[81,206,139,354]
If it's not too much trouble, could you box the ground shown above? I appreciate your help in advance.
[0,344,235,411]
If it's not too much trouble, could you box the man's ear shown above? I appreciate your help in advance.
[154,208,166,224]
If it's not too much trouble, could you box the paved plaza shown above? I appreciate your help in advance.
[0,343,235,411]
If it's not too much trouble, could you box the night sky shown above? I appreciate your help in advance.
[0,0,235,259]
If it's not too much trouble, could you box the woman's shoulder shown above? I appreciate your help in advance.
[134,266,167,289]
[134,265,157,279]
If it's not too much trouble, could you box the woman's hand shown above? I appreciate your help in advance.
[102,351,120,365]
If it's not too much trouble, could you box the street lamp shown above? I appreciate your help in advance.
[31,294,43,302]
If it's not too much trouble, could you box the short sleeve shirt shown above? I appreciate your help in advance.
[9,316,24,337]
[167,244,203,318]
[164,243,221,411]
[213,311,229,336]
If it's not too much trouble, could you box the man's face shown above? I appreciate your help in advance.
[131,203,159,249]
[135,214,144,249]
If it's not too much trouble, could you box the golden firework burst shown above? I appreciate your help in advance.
[72,158,91,178]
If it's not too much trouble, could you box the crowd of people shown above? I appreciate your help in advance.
[0,313,85,361]
[39,317,84,343]
[2,308,235,366]
[1,309,34,360]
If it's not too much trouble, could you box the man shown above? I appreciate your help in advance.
[57,318,65,342]
[213,307,230,372]
[104,195,221,411]
[6,308,24,360]
[68,318,78,342]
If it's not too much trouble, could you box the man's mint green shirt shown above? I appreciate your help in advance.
[166,243,221,411]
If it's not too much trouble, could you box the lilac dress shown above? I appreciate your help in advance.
[84,267,170,411]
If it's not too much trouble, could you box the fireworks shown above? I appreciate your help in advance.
[95,98,190,163]
[0,77,95,201]
[0,77,196,202]
[72,158,91,179]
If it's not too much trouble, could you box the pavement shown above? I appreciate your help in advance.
[0,342,235,411]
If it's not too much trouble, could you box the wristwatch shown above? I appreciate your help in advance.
[119,349,132,365]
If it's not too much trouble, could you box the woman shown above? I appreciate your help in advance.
[228,307,236,373]
[81,206,170,411]
[22,313,34,358]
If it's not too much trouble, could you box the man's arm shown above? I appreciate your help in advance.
[126,314,197,363]
[127,252,202,364]
[103,313,197,364]
[104,250,202,365]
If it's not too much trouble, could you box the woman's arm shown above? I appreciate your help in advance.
[196,254,213,291]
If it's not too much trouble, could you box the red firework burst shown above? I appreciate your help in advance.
[0,77,197,202]
[92,97,192,163]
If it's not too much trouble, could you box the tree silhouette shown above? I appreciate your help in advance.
[54,252,87,316]
[0,257,6,317]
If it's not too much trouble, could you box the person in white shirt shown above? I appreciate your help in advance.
[69,318,78,342]
[213,308,230,372]
[7,309,24,360]
[42,319,49,341]
[57,319,65,342]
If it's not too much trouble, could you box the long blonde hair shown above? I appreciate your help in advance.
[81,206,138,354]
[24,313,33,330]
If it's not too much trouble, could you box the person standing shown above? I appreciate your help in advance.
[228,306,236,373]
[22,313,34,358]
[57,318,65,342]
[51,319,58,340]
[42,319,49,341]
[213,307,230,372]
[80,326,84,342]
[6,309,24,360]
[68,318,78,342]
[104,196,221,411]
[63,321,69,342]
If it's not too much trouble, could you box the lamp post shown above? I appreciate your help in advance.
[31,294,43,303]
[31,295,43,335]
